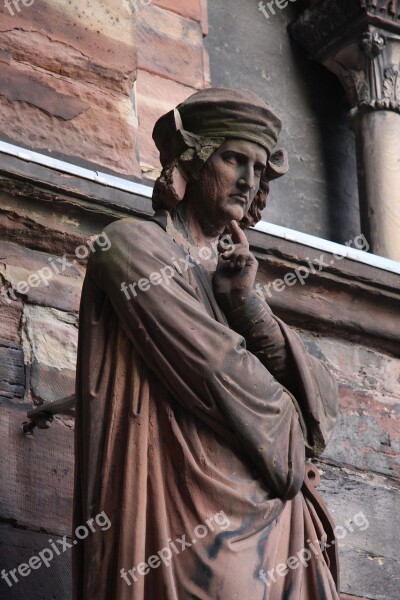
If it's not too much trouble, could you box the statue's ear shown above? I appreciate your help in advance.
[266,148,289,181]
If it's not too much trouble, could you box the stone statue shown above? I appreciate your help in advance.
[73,88,340,599]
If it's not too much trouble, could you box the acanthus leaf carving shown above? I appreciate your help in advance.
[383,65,400,101]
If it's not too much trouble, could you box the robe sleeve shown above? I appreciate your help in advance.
[225,292,289,383]
[89,217,308,499]
[223,292,339,458]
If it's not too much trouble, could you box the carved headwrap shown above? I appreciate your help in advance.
[152,88,288,228]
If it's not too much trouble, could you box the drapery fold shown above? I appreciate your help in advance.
[73,216,339,600]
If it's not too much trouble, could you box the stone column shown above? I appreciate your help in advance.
[290,1,400,261]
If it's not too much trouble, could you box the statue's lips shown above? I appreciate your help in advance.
[230,194,247,204]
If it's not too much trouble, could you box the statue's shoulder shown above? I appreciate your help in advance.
[103,214,169,250]
[88,215,173,285]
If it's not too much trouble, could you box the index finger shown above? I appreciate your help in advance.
[229,220,249,248]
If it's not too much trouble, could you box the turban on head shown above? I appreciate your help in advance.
[175,87,282,156]
[151,87,289,224]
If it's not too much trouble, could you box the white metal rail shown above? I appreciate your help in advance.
[1,139,399,276]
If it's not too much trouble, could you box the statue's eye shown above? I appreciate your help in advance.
[223,153,239,165]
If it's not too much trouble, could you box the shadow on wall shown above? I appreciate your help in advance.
[287,15,361,245]
[205,0,361,243]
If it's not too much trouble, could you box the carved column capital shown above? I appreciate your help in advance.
[341,29,400,114]
[289,1,400,114]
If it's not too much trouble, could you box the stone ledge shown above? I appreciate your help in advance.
[1,157,400,354]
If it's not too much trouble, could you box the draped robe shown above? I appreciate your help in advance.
[73,211,340,600]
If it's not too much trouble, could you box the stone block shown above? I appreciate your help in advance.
[301,332,400,480]
[136,69,197,177]
[0,341,24,400]
[152,0,202,22]
[0,399,74,535]
[0,1,137,85]
[22,305,78,403]
[0,283,22,344]
[137,4,205,89]
[317,464,400,600]
[0,526,72,600]
[0,60,139,175]
[0,1,139,175]
[0,242,83,313]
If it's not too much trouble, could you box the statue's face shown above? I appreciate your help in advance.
[188,139,267,230]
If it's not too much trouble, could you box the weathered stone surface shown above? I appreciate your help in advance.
[152,0,202,23]
[0,241,83,313]
[0,61,90,121]
[326,388,400,481]
[302,333,400,480]
[250,231,400,355]
[0,57,139,175]
[22,305,78,403]
[0,281,22,344]
[0,341,24,400]
[0,526,72,600]
[302,334,400,399]
[0,155,153,219]
[317,464,400,600]
[1,262,82,314]
[0,1,137,83]
[0,0,139,175]
[137,4,205,89]
[0,183,115,257]
[137,69,197,177]
[0,399,74,535]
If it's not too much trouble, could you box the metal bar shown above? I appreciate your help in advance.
[26,395,76,419]
[253,221,400,275]
[23,395,75,434]
[0,140,153,198]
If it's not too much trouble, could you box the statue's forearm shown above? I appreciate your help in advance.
[223,292,291,386]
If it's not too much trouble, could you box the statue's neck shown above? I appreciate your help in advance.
[174,200,223,249]
[167,203,219,274]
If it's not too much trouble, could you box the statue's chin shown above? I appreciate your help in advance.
[226,205,245,224]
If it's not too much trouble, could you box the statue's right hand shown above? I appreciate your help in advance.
[212,220,258,313]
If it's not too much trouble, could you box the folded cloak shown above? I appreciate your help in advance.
[73,212,340,600]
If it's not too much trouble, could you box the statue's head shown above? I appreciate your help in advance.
[152,88,288,229]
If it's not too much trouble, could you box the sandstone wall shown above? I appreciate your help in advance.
[136,0,209,178]
[0,0,209,179]
[0,0,139,175]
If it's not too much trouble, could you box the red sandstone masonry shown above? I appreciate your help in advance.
[152,0,202,22]
[136,1,209,174]
[0,2,139,175]
[0,399,74,535]
[137,70,198,176]
[152,0,208,35]
[137,4,205,89]
[325,384,400,480]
